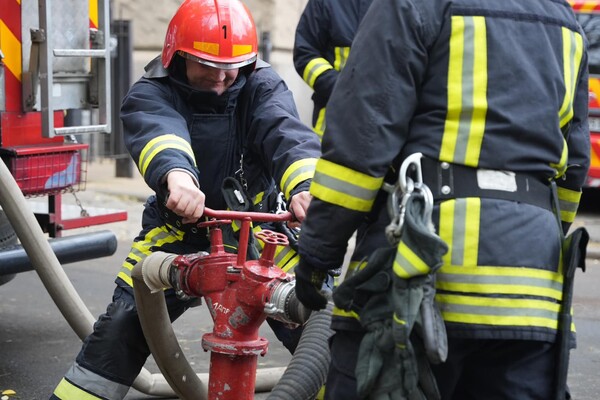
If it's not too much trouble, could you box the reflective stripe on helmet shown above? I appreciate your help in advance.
[177,50,257,70]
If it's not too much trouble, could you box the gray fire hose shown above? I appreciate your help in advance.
[133,251,333,399]
[0,158,175,396]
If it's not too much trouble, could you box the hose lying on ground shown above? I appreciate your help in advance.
[0,158,174,397]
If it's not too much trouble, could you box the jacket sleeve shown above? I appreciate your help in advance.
[298,0,430,270]
[293,0,339,103]
[243,67,322,200]
[558,46,591,232]
[120,78,198,195]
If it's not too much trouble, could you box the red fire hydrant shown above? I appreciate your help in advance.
[168,209,299,400]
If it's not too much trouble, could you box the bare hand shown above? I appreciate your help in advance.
[165,170,205,224]
[288,191,312,229]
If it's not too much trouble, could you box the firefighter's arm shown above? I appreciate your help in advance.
[121,78,198,195]
[296,0,433,311]
[298,0,431,270]
[244,67,321,202]
[164,170,205,224]
[293,0,338,101]
[288,190,312,229]
[558,48,591,232]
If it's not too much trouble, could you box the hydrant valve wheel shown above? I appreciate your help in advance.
[255,230,289,246]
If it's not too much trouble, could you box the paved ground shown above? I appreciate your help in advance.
[2,160,600,399]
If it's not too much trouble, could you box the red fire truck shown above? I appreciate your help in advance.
[571,0,600,186]
[0,0,125,284]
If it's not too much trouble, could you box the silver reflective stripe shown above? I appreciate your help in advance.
[450,200,468,266]
[438,272,562,293]
[282,163,316,196]
[128,228,175,261]
[559,197,578,214]
[64,362,130,400]
[313,171,378,202]
[439,302,558,320]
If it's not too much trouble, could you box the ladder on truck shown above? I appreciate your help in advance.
[22,0,111,138]
[5,0,126,239]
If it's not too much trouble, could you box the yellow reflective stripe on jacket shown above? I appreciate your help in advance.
[436,265,563,300]
[313,107,326,139]
[315,385,326,400]
[393,241,431,278]
[281,158,317,199]
[54,378,103,400]
[440,15,488,167]
[117,225,185,286]
[254,191,265,206]
[253,225,299,272]
[311,158,383,212]
[275,246,299,272]
[138,134,196,178]
[333,46,350,71]
[558,27,584,128]
[232,193,264,232]
[557,186,582,223]
[303,57,334,88]
[439,198,481,267]
[550,137,569,179]
[333,306,360,320]
[437,293,561,329]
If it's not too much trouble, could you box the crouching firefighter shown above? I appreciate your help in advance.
[50,0,326,399]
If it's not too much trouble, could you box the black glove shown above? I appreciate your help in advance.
[295,259,329,311]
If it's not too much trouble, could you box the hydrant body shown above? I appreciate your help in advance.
[170,213,295,400]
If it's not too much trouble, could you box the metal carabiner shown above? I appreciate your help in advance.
[399,152,435,221]
[275,192,287,214]
[414,182,434,226]
[399,152,424,195]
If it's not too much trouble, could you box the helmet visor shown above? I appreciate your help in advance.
[178,50,257,70]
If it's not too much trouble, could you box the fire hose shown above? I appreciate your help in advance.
[0,158,332,398]
[132,208,333,399]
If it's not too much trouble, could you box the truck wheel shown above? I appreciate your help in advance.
[0,211,18,285]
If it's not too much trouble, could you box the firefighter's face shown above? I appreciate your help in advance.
[185,59,239,95]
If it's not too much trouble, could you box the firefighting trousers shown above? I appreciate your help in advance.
[50,284,303,400]
[324,330,561,400]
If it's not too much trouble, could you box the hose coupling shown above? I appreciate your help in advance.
[264,280,312,326]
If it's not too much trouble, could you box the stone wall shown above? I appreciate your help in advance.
[111,0,313,123]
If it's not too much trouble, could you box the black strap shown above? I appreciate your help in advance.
[420,158,553,212]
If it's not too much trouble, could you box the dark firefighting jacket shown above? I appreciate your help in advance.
[293,0,374,138]
[116,57,320,286]
[298,0,590,343]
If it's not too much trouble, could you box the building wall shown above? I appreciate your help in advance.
[111,0,313,124]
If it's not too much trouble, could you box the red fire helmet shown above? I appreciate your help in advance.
[162,0,258,70]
